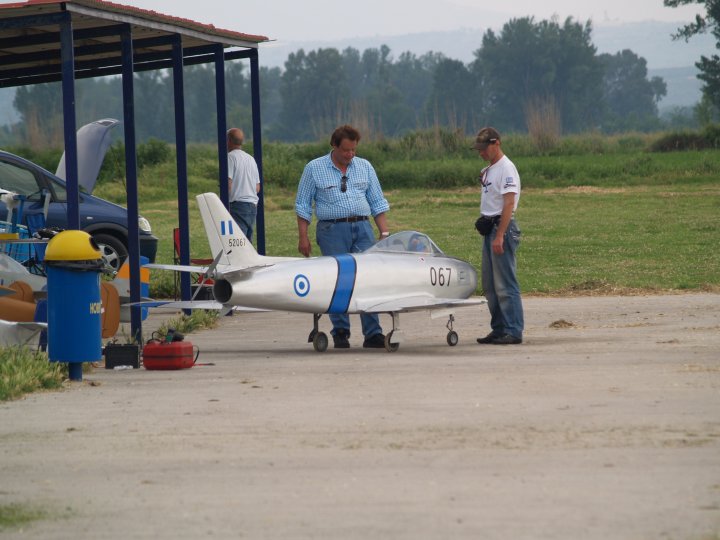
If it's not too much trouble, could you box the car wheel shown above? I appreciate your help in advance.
[92,233,128,272]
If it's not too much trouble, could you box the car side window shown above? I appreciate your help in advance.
[48,178,66,202]
[0,159,40,197]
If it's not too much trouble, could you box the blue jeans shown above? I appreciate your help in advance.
[316,219,382,338]
[481,219,524,339]
[229,201,257,242]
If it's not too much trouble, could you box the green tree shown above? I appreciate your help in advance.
[133,70,172,142]
[259,66,282,129]
[599,50,667,132]
[273,45,441,140]
[13,82,64,146]
[665,0,720,112]
[351,47,440,136]
[361,45,413,137]
[426,58,478,132]
[471,16,604,133]
[13,78,124,146]
[278,48,349,141]
[392,51,444,117]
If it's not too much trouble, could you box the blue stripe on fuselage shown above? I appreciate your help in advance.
[327,254,357,313]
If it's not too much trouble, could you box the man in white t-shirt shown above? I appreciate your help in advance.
[227,128,260,242]
[473,127,524,345]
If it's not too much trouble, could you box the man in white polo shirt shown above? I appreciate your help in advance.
[227,127,260,242]
[473,126,524,345]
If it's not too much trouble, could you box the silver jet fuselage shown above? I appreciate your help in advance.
[212,251,477,314]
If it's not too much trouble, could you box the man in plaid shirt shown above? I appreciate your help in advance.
[295,125,390,349]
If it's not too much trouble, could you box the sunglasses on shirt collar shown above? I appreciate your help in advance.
[341,175,348,193]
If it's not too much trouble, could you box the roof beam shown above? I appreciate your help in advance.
[0,11,67,30]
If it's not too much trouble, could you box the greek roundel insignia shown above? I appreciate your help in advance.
[294,274,310,297]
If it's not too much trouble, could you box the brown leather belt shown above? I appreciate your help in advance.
[321,216,369,223]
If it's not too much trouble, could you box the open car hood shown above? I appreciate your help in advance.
[55,118,120,195]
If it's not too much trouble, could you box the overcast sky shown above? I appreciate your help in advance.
[114,0,703,42]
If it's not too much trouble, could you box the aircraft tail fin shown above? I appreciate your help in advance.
[196,192,264,270]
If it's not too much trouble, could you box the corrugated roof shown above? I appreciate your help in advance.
[0,0,270,87]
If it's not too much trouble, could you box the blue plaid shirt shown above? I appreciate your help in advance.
[295,153,390,223]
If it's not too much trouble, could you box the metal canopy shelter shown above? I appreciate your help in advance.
[0,0,269,342]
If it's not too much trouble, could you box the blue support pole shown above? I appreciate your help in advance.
[248,49,265,255]
[172,35,191,304]
[59,15,79,231]
[120,24,143,343]
[59,14,81,381]
[215,44,229,208]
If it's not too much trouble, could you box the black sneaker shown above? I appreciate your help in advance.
[333,329,350,349]
[491,334,522,345]
[476,332,501,344]
[362,333,386,348]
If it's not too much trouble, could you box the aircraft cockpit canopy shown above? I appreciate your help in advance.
[367,231,443,255]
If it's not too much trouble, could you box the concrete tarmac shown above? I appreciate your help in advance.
[1,294,719,539]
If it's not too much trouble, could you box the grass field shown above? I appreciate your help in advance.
[95,158,720,297]
[82,132,720,297]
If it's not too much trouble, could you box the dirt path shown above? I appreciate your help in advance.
[1,294,719,539]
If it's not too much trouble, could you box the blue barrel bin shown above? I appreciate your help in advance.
[44,230,107,381]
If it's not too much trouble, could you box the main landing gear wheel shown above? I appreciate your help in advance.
[384,331,399,352]
[308,314,329,352]
[312,331,329,352]
[446,314,459,346]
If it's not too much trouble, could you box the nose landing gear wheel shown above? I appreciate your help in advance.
[384,331,399,352]
[313,332,328,352]
[447,331,459,346]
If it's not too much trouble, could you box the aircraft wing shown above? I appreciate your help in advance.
[134,300,270,312]
[117,296,154,303]
[144,262,277,277]
[356,296,486,313]
[144,263,209,273]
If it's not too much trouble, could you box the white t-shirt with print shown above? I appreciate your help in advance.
[479,155,520,216]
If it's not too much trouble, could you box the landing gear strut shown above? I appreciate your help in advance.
[382,313,401,352]
[446,314,459,346]
[307,313,328,352]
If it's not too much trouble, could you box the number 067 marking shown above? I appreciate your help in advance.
[429,267,452,287]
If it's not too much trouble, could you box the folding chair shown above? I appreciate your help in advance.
[24,213,48,275]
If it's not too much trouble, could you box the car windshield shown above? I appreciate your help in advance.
[365,231,444,255]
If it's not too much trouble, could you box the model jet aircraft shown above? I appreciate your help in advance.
[145,192,485,352]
